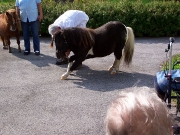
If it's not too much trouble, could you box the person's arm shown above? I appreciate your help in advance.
[37,2,43,22]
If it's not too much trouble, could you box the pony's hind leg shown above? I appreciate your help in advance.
[108,47,123,74]
[108,57,122,74]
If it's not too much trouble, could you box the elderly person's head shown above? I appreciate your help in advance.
[105,87,173,135]
[48,24,61,38]
[48,24,61,47]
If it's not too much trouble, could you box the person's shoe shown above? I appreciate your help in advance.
[35,51,40,55]
[56,58,68,65]
[24,51,30,55]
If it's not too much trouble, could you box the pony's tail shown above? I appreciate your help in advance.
[123,27,135,66]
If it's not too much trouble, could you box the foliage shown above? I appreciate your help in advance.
[173,54,180,69]
[0,0,180,37]
[0,3,15,13]
[162,54,180,70]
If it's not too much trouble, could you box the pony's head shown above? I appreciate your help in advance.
[5,9,18,31]
[54,30,69,59]
[54,27,95,59]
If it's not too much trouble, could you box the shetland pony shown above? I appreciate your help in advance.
[52,21,135,80]
[0,9,21,53]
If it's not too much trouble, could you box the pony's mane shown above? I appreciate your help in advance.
[62,27,95,48]
[6,9,16,13]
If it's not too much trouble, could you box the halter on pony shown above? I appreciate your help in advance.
[50,30,70,59]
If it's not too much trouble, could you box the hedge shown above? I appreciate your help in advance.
[0,0,180,37]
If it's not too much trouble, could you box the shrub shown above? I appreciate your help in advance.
[0,0,180,37]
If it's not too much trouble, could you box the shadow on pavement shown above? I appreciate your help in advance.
[11,47,56,67]
[63,65,155,92]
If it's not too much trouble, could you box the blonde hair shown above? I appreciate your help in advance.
[105,87,173,135]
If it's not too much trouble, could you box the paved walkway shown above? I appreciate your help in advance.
[0,37,180,135]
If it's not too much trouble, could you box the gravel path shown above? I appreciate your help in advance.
[0,37,180,135]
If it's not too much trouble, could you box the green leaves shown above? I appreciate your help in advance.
[1,0,180,37]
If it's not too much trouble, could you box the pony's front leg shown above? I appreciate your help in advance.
[61,62,73,80]
[7,39,11,53]
[61,55,77,80]
[61,56,84,80]
[16,34,21,53]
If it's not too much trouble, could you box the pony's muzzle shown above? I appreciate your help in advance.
[56,50,66,59]
[10,25,17,31]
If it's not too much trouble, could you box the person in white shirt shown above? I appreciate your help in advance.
[48,10,89,65]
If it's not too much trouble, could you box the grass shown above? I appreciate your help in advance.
[171,54,180,105]
[162,54,180,71]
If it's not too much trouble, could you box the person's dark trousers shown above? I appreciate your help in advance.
[21,19,40,53]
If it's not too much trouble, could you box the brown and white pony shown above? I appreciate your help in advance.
[0,9,21,53]
[53,21,135,80]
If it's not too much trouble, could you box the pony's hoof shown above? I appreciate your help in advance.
[111,71,117,74]
[19,48,21,53]
[110,68,117,74]
[108,66,113,72]
[108,66,116,73]
[111,71,116,74]
[3,46,8,49]
[61,75,67,80]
